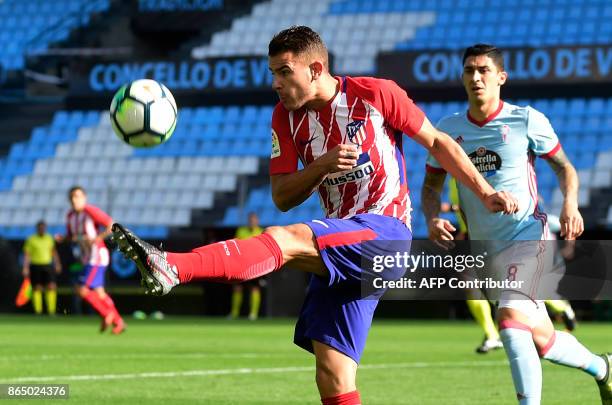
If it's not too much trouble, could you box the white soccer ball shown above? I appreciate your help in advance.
[109,79,177,148]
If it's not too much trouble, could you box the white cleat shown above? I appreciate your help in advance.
[476,337,504,354]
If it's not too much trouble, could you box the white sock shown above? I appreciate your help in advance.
[500,327,542,404]
[542,331,607,381]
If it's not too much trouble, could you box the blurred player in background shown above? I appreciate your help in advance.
[422,44,611,404]
[22,220,62,315]
[228,212,264,320]
[62,186,125,334]
[113,26,519,404]
[441,179,504,353]
[539,195,578,331]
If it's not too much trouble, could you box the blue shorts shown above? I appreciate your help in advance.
[294,213,412,363]
[77,265,107,289]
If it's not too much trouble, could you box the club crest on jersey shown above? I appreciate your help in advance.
[500,125,510,143]
[346,120,367,146]
[454,135,464,144]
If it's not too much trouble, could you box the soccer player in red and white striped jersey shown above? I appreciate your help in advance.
[65,186,125,334]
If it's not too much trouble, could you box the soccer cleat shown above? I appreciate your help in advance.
[561,306,577,332]
[476,337,504,354]
[598,353,612,405]
[111,223,179,296]
[112,317,126,335]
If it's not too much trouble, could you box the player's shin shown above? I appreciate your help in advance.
[167,234,283,284]
[499,321,542,404]
[540,331,607,380]
[83,290,112,318]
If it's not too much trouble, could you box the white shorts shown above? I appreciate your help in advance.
[488,240,555,301]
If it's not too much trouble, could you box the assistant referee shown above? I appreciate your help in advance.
[22,220,62,315]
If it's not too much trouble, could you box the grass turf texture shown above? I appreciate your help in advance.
[0,315,609,404]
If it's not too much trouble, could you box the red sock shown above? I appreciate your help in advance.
[321,390,361,405]
[167,233,283,284]
[102,294,121,321]
[83,290,111,318]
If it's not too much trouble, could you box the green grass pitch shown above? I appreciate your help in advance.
[0,315,609,404]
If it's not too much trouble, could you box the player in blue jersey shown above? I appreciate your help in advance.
[421,44,611,404]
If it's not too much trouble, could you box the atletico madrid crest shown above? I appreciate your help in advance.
[346,120,367,146]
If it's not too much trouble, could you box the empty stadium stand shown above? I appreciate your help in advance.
[1,97,610,240]
[191,0,611,73]
[0,0,110,71]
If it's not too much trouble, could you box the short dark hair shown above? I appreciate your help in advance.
[68,185,85,197]
[36,220,46,227]
[268,25,328,69]
[462,44,504,70]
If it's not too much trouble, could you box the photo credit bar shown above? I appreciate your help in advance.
[360,240,612,301]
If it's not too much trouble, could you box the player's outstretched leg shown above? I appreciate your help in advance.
[537,327,611,404]
[500,300,610,404]
[112,222,295,295]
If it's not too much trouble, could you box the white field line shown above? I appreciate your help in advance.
[0,360,508,383]
[0,352,284,362]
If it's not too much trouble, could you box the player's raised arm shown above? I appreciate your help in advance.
[545,148,583,239]
[412,118,518,214]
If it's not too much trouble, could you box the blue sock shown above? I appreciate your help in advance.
[541,331,607,381]
[500,327,542,404]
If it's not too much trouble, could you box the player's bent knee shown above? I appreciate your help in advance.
[532,327,555,356]
[264,225,317,255]
[264,224,312,244]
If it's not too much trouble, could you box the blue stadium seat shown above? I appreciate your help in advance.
[52,111,70,128]
[0,175,10,191]
[208,107,224,124]
[30,127,48,144]
[84,110,100,126]
[221,206,239,226]
[225,106,241,122]
[588,98,605,115]
[192,107,208,124]
[582,135,598,152]
[242,106,258,123]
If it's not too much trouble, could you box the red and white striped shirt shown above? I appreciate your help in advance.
[270,76,425,225]
[66,204,112,266]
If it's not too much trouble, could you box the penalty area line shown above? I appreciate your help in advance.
[0,360,508,383]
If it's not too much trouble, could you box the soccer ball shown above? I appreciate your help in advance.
[110,79,177,148]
